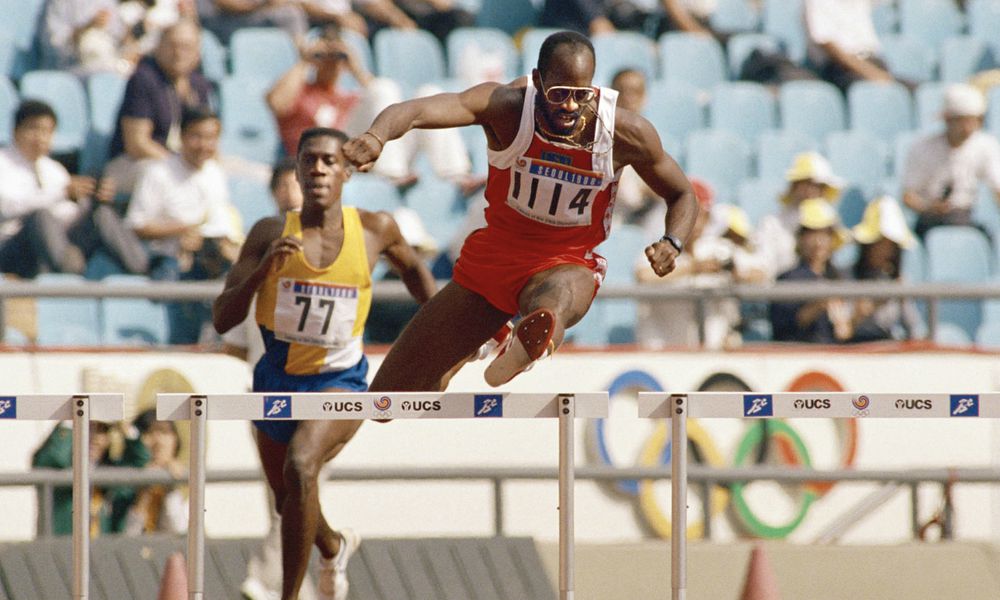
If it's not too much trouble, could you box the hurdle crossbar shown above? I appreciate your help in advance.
[638,391,993,600]
[157,391,609,600]
[0,394,123,600]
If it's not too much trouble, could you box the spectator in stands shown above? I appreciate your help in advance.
[124,409,188,535]
[267,25,482,192]
[755,151,844,280]
[104,19,212,195]
[803,0,904,93]
[902,83,1000,239]
[538,0,616,35]
[0,100,147,280]
[387,0,475,43]
[610,68,662,228]
[634,179,765,349]
[126,107,242,343]
[32,420,149,536]
[196,0,309,45]
[769,198,854,344]
[848,195,924,342]
[43,0,140,75]
[128,0,200,56]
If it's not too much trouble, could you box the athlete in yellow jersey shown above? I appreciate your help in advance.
[213,128,435,600]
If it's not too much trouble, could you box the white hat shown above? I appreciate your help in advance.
[851,196,916,249]
[942,84,987,118]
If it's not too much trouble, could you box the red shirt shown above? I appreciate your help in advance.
[276,83,360,155]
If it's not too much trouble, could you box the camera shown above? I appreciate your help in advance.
[311,51,348,62]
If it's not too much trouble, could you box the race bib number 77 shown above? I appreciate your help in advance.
[273,278,358,347]
[506,158,603,227]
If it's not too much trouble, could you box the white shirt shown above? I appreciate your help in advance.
[127,154,238,255]
[754,206,799,280]
[902,130,1000,210]
[45,0,126,56]
[804,0,881,67]
[0,147,78,240]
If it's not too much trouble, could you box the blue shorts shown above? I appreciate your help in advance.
[252,355,369,444]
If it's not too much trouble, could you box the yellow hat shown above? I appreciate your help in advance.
[852,196,916,249]
[798,197,850,248]
[724,205,752,240]
[782,152,844,204]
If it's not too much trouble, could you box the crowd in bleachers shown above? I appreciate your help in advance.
[1,0,1000,348]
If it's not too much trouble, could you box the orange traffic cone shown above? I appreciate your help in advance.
[157,552,189,600]
[740,544,781,600]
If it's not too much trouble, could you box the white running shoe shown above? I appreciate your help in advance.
[318,528,361,600]
[484,309,555,387]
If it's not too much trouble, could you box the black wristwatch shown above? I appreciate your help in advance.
[660,234,683,254]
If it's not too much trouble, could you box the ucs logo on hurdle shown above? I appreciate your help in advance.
[474,394,503,418]
[264,395,292,419]
[950,394,979,417]
[0,397,15,419]
[742,394,773,417]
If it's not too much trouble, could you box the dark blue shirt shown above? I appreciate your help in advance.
[539,0,607,33]
[769,261,842,343]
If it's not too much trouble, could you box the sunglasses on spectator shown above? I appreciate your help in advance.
[539,75,596,105]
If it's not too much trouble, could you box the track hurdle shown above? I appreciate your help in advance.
[1,393,124,600]
[638,391,994,600]
[157,391,609,600]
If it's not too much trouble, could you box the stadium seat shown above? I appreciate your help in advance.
[403,178,464,243]
[100,275,168,346]
[592,32,658,87]
[913,82,946,132]
[573,224,648,345]
[779,80,846,144]
[968,0,1000,54]
[600,223,647,285]
[343,173,403,214]
[34,273,102,346]
[898,0,965,51]
[825,130,889,195]
[975,319,1000,349]
[871,1,898,35]
[229,27,298,81]
[644,79,705,147]
[80,72,127,175]
[709,81,777,146]
[901,241,925,282]
[711,0,761,34]
[756,129,818,181]
[725,33,781,79]
[879,34,937,83]
[847,81,914,141]
[458,124,488,176]
[934,322,972,345]
[199,29,227,82]
[228,176,274,233]
[972,184,1000,237]
[736,176,785,225]
[940,36,994,84]
[685,129,751,202]
[519,29,562,76]
[218,76,280,164]
[989,87,1000,139]
[892,130,919,180]
[446,27,519,82]
[762,0,806,64]
[8,0,44,78]
[0,30,16,79]
[0,76,17,146]
[476,0,538,35]
[925,225,993,339]
[19,70,89,154]
[340,28,374,74]
[658,33,727,94]
[374,29,446,94]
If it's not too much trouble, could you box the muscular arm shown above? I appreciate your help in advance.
[121,117,169,160]
[819,42,894,82]
[212,217,285,334]
[361,210,436,303]
[266,61,311,118]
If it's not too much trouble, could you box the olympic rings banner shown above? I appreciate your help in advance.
[1,348,1000,544]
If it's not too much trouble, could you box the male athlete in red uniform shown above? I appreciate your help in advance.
[343,30,697,390]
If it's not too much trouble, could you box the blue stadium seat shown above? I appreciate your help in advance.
[872,1,898,35]
[592,32,658,87]
[940,36,994,84]
[847,81,914,141]
[644,79,705,147]
[879,34,937,83]
[8,0,44,78]
[229,27,298,81]
[520,29,562,75]
[572,224,648,345]
[972,184,1000,237]
[446,27,519,82]
[459,124,488,176]
[913,82,946,132]
[825,130,889,195]
[340,28,374,74]
[199,29,227,82]
[711,0,761,34]
[81,72,127,175]
[989,87,1000,139]
[218,76,280,164]
[756,129,818,181]
[968,0,1000,54]
[892,130,919,180]
[658,33,727,94]
[725,33,780,79]
[34,273,102,346]
[762,0,806,63]
[343,173,403,213]
[0,30,16,79]
[685,129,751,202]
[975,319,1000,349]
[403,178,463,243]
[925,226,993,339]
[19,70,89,154]
[901,241,925,282]
[476,0,538,35]
[709,81,777,146]
[934,322,972,346]
[0,76,17,146]
[228,177,275,233]
[100,275,168,346]
[736,176,785,226]
[374,29,446,94]
[599,223,648,285]
[779,80,846,144]
[899,0,965,51]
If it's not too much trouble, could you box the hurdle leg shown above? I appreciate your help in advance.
[671,394,688,600]
[72,395,90,600]
[558,394,575,600]
[188,396,207,600]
